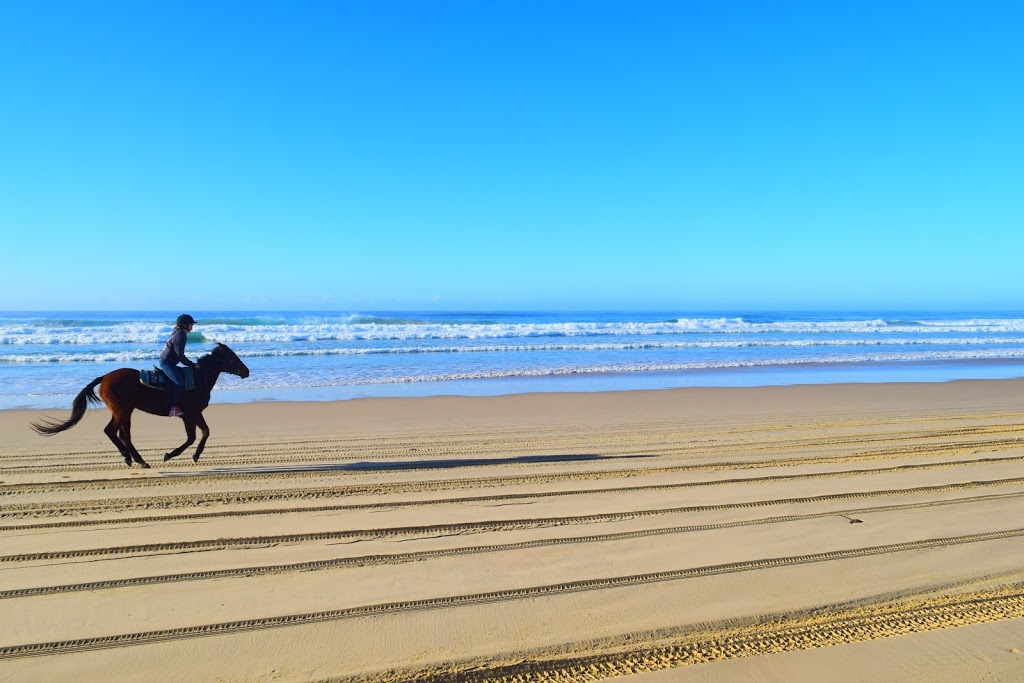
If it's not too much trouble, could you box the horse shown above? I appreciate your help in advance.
[32,343,250,468]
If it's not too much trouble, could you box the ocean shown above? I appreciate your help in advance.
[3,310,1024,409]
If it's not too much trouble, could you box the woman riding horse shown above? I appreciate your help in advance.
[32,343,250,467]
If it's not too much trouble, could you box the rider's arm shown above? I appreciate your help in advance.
[170,331,198,368]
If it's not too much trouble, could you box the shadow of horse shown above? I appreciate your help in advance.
[162,453,653,476]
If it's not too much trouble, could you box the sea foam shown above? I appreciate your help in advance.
[6,317,1024,345]
[4,312,1024,405]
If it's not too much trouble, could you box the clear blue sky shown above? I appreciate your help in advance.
[1,1,1021,311]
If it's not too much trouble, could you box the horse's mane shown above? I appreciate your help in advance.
[196,343,225,366]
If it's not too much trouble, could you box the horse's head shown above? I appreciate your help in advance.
[208,343,250,379]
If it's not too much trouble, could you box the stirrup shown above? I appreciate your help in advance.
[169,407,184,418]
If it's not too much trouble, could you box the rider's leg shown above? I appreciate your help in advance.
[159,360,183,414]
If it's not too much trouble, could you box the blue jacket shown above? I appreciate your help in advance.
[160,329,196,367]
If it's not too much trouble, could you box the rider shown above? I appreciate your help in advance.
[160,314,198,418]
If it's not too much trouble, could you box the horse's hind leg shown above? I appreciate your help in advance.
[164,417,197,462]
[104,418,133,466]
[192,413,210,463]
[117,416,150,469]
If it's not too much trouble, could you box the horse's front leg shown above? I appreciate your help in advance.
[192,413,211,463]
[164,417,197,462]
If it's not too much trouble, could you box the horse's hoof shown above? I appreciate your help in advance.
[192,454,200,463]
[163,454,174,462]
[140,462,151,469]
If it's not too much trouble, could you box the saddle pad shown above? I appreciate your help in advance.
[140,366,195,391]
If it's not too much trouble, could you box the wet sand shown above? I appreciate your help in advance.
[2,380,1024,681]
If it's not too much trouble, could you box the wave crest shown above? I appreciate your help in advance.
[7,317,1024,345]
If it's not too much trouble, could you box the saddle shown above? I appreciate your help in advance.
[140,367,196,392]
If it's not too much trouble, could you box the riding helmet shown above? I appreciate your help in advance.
[176,314,196,328]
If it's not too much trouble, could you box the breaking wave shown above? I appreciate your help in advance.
[5,337,1024,363]
[222,349,1024,389]
[6,317,1024,345]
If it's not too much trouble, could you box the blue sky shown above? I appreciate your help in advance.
[1,1,1021,311]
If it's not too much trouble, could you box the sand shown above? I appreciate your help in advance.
[2,380,1024,681]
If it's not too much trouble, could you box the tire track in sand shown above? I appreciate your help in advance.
[5,422,1023,474]
[383,586,1024,682]
[4,428,1023,495]
[5,450,1024,519]
[6,472,1024,534]
[3,528,1024,659]
[4,491,1024,597]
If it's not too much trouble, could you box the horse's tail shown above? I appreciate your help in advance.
[31,377,105,436]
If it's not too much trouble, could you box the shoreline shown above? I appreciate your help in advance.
[5,378,1024,450]
[4,358,1024,412]
[8,375,1024,413]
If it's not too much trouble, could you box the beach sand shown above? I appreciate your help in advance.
[2,380,1024,681]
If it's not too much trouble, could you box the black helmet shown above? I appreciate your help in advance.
[176,314,196,328]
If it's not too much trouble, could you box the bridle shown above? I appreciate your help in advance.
[206,346,246,377]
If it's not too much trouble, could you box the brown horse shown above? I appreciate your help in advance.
[32,343,250,468]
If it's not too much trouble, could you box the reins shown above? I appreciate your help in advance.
[194,348,234,394]
[194,353,220,394]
